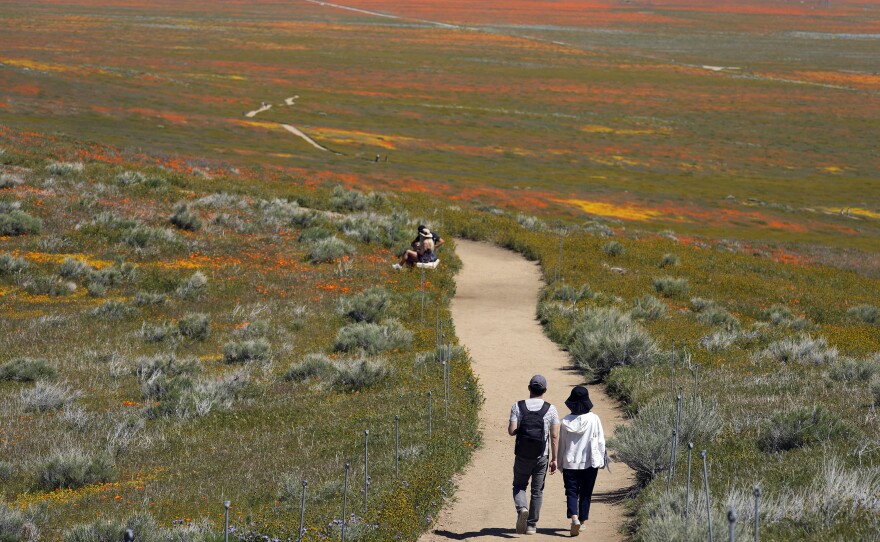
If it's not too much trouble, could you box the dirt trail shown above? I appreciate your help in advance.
[421,240,634,541]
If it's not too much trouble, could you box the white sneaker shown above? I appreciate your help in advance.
[570,519,580,536]
[392,263,402,270]
[516,509,529,534]
[525,526,537,535]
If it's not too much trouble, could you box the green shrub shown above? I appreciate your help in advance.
[334,319,413,354]
[568,307,658,380]
[116,170,147,186]
[651,276,689,298]
[516,214,547,231]
[59,257,94,279]
[612,397,722,486]
[170,202,202,231]
[848,304,879,324]
[142,322,177,343]
[307,236,356,262]
[298,225,334,243]
[871,376,880,405]
[338,288,391,323]
[63,512,216,542]
[123,225,180,249]
[222,338,271,364]
[333,358,392,392]
[552,284,594,303]
[0,210,42,236]
[690,298,739,330]
[0,461,13,482]
[603,240,624,256]
[0,253,28,275]
[758,406,849,452]
[659,253,678,268]
[36,450,117,490]
[829,356,880,383]
[90,300,133,320]
[329,185,386,212]
[20,382,80,412]
[0,173,22,189]
[45,161,84,176]
[176,271,207,300]
[0,358,56,382]
[630,295,667,321]
[763,335,838,365]
[178,313,210,340]
[0,503,31,542]
[284,353,337,383]
[338,213,388,244]
[23,275,76,297]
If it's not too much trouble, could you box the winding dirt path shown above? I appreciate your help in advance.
[421,240,634,541]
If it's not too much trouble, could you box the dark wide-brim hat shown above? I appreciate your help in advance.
[565,385,593,415]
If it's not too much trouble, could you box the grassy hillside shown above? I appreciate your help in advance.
[0,131,480,541]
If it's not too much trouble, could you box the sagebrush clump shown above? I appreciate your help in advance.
[222,338,271,364]
[603,240,624,256]
[568,307,658,379]
[333,358,392,392]
[0,358,57,382]
[20,382,80,412]
[630,295,667,321]
[338,288,391,323]
[334,319,413,354]
[652,276,689,298]
[178,313,210,340]
[758,406,849,452]
[763,335,838,365]
[308,236,356,262]
[170,202,202,231]
[284,353,337,383]
[848,304,879,324]
[36,449,117,490]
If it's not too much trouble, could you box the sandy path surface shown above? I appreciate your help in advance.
[421,240,634,541]
[245,104,272,118]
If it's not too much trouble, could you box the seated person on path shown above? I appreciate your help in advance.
[558,386,606,538]
[393,228,437,269]
[508,375,560,536]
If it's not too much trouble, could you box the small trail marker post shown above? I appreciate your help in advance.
[753,486,761,542]
[395,415,400,480]
[363,430,369,515]
[693,363,699,402]
[702,449,714,542]
[685,442,694,522]
[341,463,350,542]
[727,507,737,542]
[298,483,307,542]
[224,500,231,542]
[666,429,677,497]
[428,391,433,438]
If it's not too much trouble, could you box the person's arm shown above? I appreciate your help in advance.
[434,237,444,249]
[549,423,560,473]
[508,420,518,436]
[508,404,519,436]
[596,417,606,458]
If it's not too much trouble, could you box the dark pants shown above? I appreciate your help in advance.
[512,455,549,528]
[562,468,599,520]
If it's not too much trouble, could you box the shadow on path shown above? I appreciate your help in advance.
[431,527,571,539]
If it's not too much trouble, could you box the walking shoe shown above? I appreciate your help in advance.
[525,526,537,535]
[515,509,529,534]
[570,520,580,537]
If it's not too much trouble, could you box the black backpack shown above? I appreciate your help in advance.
[514,401,550,459]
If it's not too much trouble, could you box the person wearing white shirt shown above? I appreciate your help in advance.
[558,386,606,537]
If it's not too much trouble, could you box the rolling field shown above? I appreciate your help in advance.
[1,0,880,541]
[1,0,879,256]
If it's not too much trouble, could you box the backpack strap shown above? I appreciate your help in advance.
[517,400,528,418]
[536,401,551,417]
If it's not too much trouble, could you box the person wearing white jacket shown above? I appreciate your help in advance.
[557,386,606,537]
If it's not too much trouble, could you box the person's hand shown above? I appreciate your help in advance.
[549,460,558,474]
